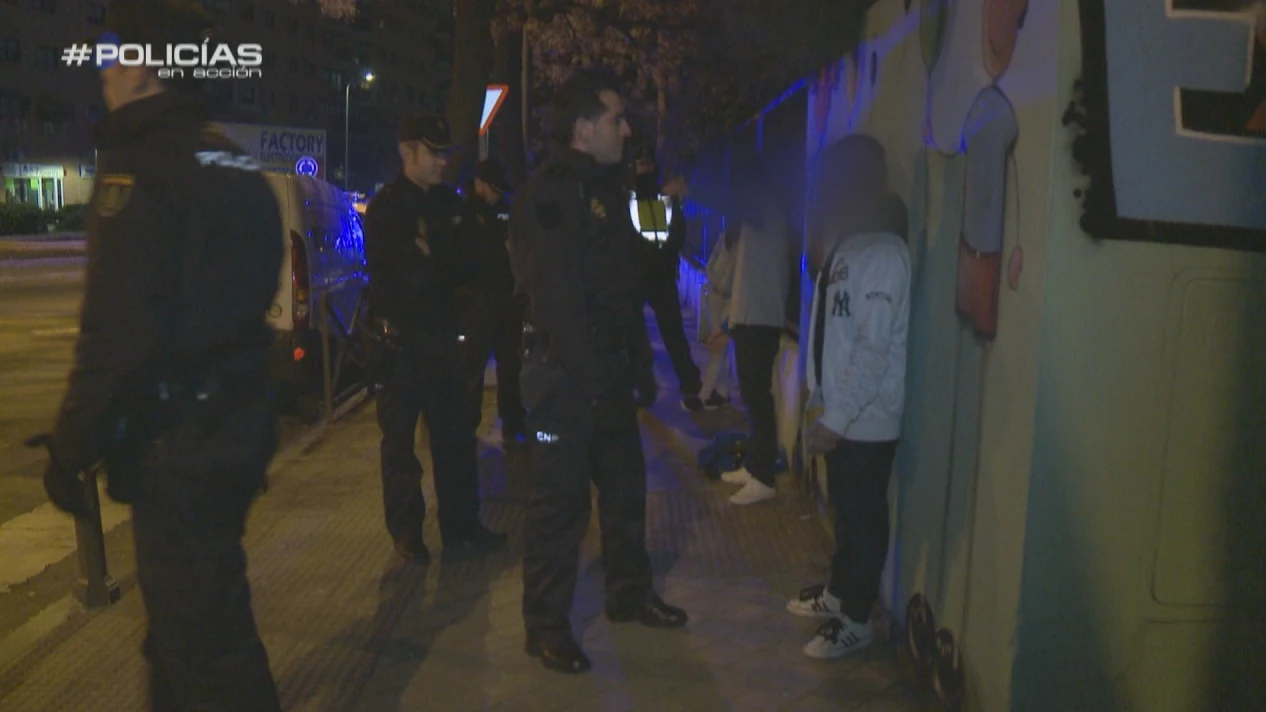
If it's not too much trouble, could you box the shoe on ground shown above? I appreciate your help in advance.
[680,395,705,412]
[787,584,844,618]
[703,392,730,409]
[730,478,776,505]
[442,523,508,562]
[720,467,752,485]
[605,593,688,628]
[525,632,592,674]
[804,616,873,659]
[393,536,432,565]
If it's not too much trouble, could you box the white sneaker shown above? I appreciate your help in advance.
[804,616,873,659]
[786,584,842,618]
[720,467,752,485]
[729,478,776,505]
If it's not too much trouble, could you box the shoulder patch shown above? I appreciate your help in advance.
[536,200,563,229]
[92,174,135,218]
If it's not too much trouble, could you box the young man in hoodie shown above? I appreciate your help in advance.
[790,134,911,659]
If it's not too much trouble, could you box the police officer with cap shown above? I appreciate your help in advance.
[364,114,508,566]
[509,69,688,675]
[31,0,284,707]
[459,158,527,446]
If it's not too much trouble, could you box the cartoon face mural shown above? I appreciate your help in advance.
[1067,0,1266,251]
[983,0,1030,80]
[956,86,1018,338]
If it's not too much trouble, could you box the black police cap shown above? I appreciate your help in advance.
[100,0,215,48]
[474,158,511,193]
[398,114,452,152]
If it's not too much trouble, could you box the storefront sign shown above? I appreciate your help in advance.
[1,163,65,178]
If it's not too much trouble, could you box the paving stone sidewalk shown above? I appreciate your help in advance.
[0,310,921,711]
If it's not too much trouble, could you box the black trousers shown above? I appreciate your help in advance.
[731,325,782,486]
[825,439,898,623]
[520,357,653,641]
[376,341,481,544]
[460,290,526,435]
[644,273,702,396]
[130,392,280,711]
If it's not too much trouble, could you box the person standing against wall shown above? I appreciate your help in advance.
[790,134,910,659]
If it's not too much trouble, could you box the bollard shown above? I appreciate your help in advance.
[74,466,120,609]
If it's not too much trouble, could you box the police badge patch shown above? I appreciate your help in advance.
[590,198,607,221]
[93,174,135,218]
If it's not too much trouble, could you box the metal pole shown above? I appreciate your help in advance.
[344,82,351,190]
[74,466,119,609]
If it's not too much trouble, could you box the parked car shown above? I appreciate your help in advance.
[263,173,369,414]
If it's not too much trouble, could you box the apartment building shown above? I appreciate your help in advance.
[0,0,453,207]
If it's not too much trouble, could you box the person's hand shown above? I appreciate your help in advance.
[25,435,93,518]
[804,420,842,457]
[706,332,728,353]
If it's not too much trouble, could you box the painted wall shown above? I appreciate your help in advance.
[805,0,1059,708]
[1010,2,1266,710]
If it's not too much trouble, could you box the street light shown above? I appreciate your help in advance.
[344,70,375,190]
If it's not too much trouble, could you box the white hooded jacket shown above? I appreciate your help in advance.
[805,231,911,441]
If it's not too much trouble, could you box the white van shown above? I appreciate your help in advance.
[263,173,369,404]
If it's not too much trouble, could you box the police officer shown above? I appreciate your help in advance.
[630,148,705,410]
[364,114,508,565]
[509,70,688,675]
[34,0,282,707]
[458,158,527,446]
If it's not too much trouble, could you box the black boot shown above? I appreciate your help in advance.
[525,632,591,674]
[606,593,688,628]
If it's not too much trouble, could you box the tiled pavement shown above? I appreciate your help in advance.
[0,311,921,711]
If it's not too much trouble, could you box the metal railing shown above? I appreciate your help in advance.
[317,285,371,423]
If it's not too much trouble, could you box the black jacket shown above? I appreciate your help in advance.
[508,147,653,402]
[463,195,515,298]
[363,174,475,344]
[51,91,283,474]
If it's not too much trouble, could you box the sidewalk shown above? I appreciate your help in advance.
[0,309,919,711]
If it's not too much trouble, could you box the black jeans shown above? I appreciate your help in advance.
[644,273,702,396]
[131,392,280,711]
[376,340,481,545]
[731,324,782,486]
[461,289,526,435]
[519,356,653,642]
[825,439,898,623]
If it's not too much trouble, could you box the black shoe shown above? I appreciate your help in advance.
[393,536,432,565]
[442,523,509,562]
[703,392,730,409]
[525,632,592,674]
[606,594,688,628]
[680,396,705,412]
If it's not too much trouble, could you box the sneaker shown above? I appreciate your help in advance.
[720,467,752,485]
[394,536,432,565]
[729,478,776,505]
[804,616,873,659]
[680,395,705,412]
[787,584,842,618]
[703,392,730,409]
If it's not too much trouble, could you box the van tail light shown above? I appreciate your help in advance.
[290,230,310,337]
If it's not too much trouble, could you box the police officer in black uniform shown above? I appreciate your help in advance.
[630,148,705,410]
[364,115,508,565]
[509,70,688,675]
[458,158,527,446]
[34,0,283,707]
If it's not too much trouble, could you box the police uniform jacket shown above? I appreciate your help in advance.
[364,174,474,346]
[508,147,653,403]
[50,91,283,475]
[463,196,515,299]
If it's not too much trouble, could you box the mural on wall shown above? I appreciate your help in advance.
[1064,0,1266,251]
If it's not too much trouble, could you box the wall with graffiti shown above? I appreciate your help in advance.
[804,1,1057,708]
[803,0,1266,710]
